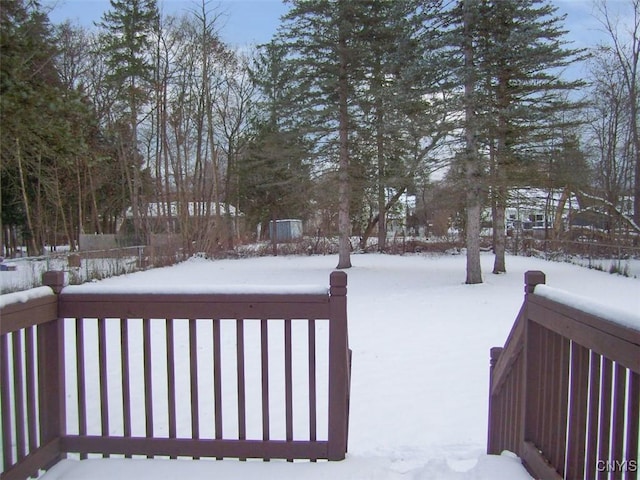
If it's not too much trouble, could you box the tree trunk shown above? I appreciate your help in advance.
[463,0,482,284]
[54,167,74,252]
[553,187,570,239]
[492,188,506,274]
[336,4,352,269]
[492,68,509,274]
[271,210,278,257]
[359,186,407,250]
[16,138,39,256]
[87,161,102,234]
[375,68,386,252]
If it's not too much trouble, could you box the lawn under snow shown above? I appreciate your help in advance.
[40,252,640,480]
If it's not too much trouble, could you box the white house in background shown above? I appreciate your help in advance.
[503,188,579,235]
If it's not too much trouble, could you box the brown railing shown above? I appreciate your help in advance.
[1,271,351,480]
[488,271,640,480]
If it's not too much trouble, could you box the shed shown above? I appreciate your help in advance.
[269,219,303,241]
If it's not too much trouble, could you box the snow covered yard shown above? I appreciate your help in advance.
[40,252,639,480]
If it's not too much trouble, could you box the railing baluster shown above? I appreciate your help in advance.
[626,371,639,480]
[1,332,13,469]
[98,318,109,457]
[285,318,293,462]
[506,363,514,451]
[189,318,199,456]
[514,352,523,456]
[566,341,589,479]
[213,318,223,460]
[545,329,557,467]
[525,320,543,454]
[598,357,614,480]
[76,319,87,459]
[166,318,177,458]
[236,318,246,461]
[143,318,154,457]
[556,335,570,477]
[541,327,552,455]
[260,318,270,461]
[308,318,317,461]
[13,330,26,460]
[25,326,38,452]
[612,363,627,480]
[534,326,553,451]
[586,351,602,480]
[120,319,131,458]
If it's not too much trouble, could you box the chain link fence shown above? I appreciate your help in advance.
[0,244,187,294]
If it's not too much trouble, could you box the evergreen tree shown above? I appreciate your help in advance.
[242,42,312,248]
[447,0,584,281]
[98,0,159,239]
[1,0,93,255]
[460,0,484,284]
[351,0,449,251]
[473,0,585,273]
[274,0,367,268]
[274,0,453,264]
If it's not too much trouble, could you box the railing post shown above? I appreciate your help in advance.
[487,346,503,454]
[42,270,65,294]
[327,271,348,461]
[39,271,65,465]
[521,271,546,467]
[524,270,545,294]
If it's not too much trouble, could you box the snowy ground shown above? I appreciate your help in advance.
[39,252,639,480]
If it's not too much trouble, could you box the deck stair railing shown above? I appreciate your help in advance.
[1,271,351,480]
[488,270,639,480]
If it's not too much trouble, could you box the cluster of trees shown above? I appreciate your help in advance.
[1,0,638,284]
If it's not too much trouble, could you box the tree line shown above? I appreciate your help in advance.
[1,0,638,283]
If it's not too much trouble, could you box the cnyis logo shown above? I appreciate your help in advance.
[596,460,638,473]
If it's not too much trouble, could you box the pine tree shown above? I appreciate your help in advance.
[98,0,159,240]
[274,0,452,264]
[271,0,357,267]
[472,0,585,273]
[242,42,312,249]
[351,0,447,252]
[1,0,94,255]
[461,0,484,284]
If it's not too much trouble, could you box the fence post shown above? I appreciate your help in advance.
[327,271,348,461]
[39,271,65,465]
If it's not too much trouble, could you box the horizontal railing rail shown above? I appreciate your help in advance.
[488,271,640,480]
[1,271,351,480]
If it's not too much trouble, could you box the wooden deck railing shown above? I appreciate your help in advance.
[1,271,351,480]
[488,270,640,480]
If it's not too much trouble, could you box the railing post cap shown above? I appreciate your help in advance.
[42,270,65,294]
[490,347,503,366]
[524,270,545,294]
[330,270,347,295]
[490,346,503,359]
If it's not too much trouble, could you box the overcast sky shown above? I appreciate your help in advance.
[42,0,627,74]
[44,0,289,48]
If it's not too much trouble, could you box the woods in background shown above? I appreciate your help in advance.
[1,0,638,282]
